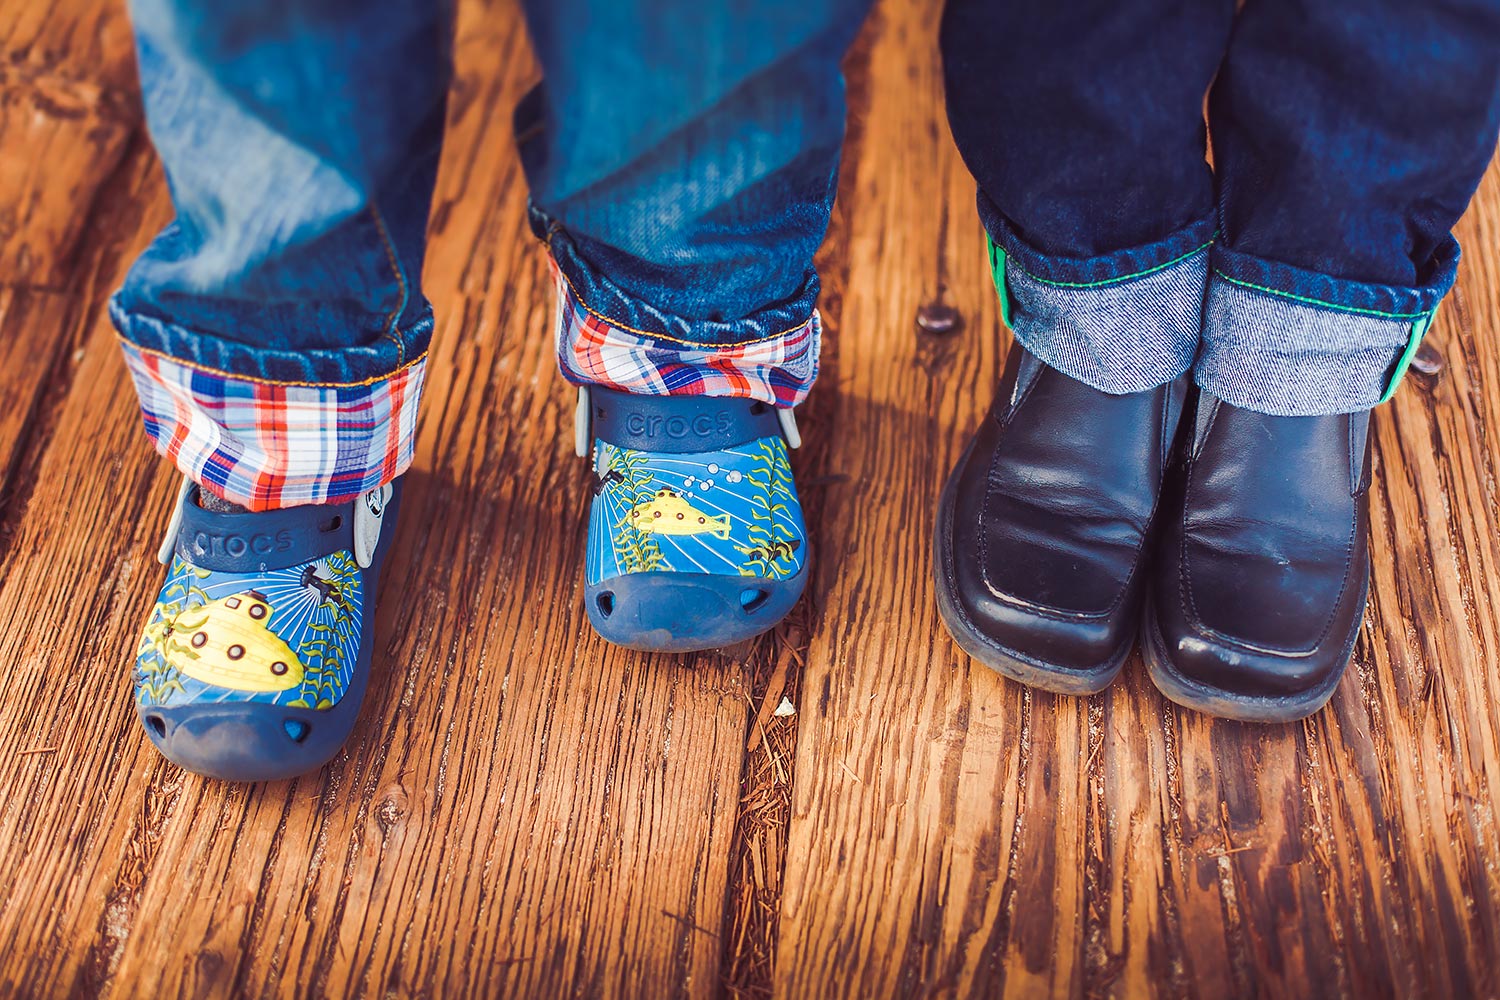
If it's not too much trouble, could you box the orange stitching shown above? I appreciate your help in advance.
[369,205,409,364]
[119,336,428,389]
[541,232,816,349]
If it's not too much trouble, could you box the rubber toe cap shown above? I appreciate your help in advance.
[138,704,349,781]
[586,569,807,653]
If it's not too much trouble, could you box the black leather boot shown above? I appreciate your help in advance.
[1143,391,1371,722]
[934,343,1187,693]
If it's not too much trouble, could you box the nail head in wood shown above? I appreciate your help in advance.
[915,301,961,335]
[1411,341,1445,378]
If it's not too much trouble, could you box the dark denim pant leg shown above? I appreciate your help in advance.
[941,0,1233,393]
[516,0,873,407]
[1202,0,1500,415]
[111,0,452,509]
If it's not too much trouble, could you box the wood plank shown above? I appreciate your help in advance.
[776,1,1032,990]
[5,0,1500,993]
[0,1,751,995]
[0,130,154,516]
[775,0,1500,995]
[0,287,72,498]
[0,0,144,514]
[0,0,139,285]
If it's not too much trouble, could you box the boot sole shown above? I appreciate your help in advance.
[1139,590,1361,724]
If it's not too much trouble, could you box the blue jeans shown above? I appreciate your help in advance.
[113,0,866,507]
[113,0,1500,509]
[943,0,1500,413]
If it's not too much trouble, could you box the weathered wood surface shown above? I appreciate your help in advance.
[0,0,138,285]
[776,3,1500,998]
[0,0,142,508]
[2,0,1499,996]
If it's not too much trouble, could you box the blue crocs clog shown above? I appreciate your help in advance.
[579,387,810,652]
[132,478,401,781]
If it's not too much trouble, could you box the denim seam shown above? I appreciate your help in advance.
[1212,270,1433,320]
[1377,314,1431,405]
[1004,238,1215,290]
[369,205,409,364]
[118,335,429,388]
[544,233,813,348]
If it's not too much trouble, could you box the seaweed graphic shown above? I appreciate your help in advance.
[734,439,800,580]
[289,552,361,709]
[607,447,666,574]
[135,560,212,706]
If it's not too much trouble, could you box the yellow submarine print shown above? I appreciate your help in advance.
[163,591,306,693]
[626,488,732,539]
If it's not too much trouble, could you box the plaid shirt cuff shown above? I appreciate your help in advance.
[550,259,820,407]
[120,340,425,511]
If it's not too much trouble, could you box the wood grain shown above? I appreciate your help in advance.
[2,0,1499,996]
[0,0,143,523]
[0,0,139,285]
[774,1,1500,997]
[0,287,72,499]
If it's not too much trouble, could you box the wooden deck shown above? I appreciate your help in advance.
[3,0,1500,995]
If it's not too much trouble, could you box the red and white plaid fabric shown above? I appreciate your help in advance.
[121,340,425,512]
[550,261,820,407]
[118,256,819,512]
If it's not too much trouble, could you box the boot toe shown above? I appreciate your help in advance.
[1143,598,1358,722]
[933,345,1185,694]
[936,566,1136,693]
[1144,395,1371,722]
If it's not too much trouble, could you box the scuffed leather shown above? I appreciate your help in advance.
[941,342,1187,671]
[1150,392,1371,698]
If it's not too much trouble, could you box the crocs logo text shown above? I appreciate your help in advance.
[625,412,734,439]
[192,530,296,559]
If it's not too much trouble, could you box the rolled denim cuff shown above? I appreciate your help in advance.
[112,302,427,512]
[539,210,821,407]
[1197,241,1458,416]
[987,214,1216,395]
[548,259,819,407]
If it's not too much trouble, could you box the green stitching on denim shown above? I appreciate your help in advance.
[988,237,1013,328]
[1212,270,1431,320]
[986,234,1214,292]
[1377,312,1432,404]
